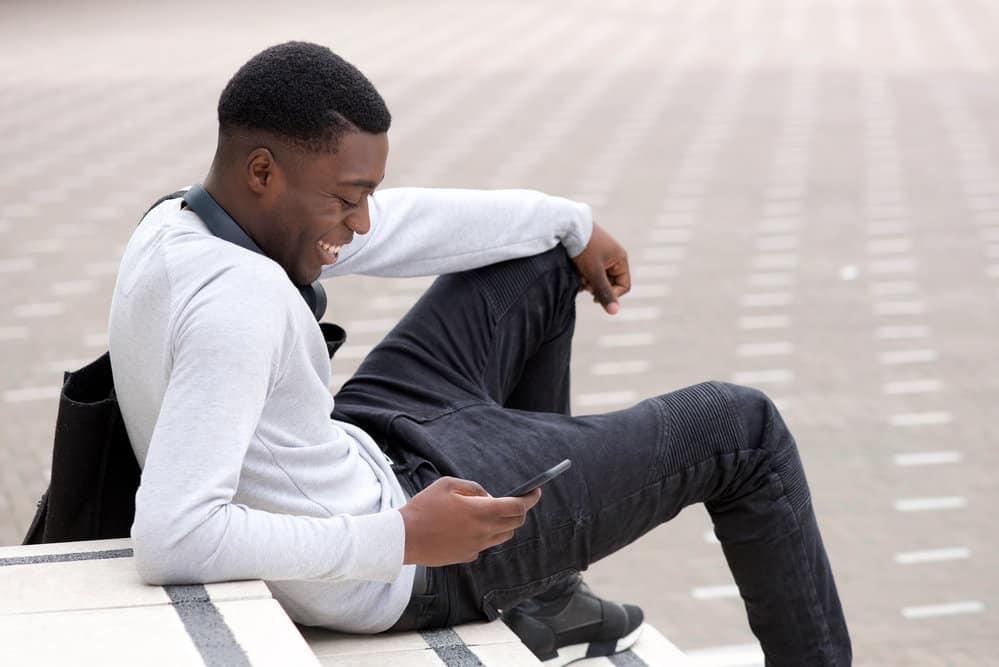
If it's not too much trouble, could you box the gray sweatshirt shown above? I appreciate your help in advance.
[108,187,592,632]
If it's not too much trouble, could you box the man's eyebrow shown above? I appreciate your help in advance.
[339,179,381,189]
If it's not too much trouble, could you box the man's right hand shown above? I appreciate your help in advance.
[399,476,542,566]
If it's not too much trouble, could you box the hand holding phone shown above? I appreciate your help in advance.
[503,459,572,497]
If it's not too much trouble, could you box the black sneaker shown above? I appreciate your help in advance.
[502,580,644,664]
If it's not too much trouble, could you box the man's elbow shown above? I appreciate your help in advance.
[130,510,218,585]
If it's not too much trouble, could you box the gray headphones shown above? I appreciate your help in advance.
[181,184,328,321]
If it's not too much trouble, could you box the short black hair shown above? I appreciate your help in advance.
[218,41,391,152]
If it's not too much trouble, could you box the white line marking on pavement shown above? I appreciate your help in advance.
[890,411,953,426]
[765,186,802,200]
[754,236,798,251]
[968,196,999,211]
[369,295,419,310]
[883,379,942,394]
[633,264,679,278]
[13,302,65,318]
[752,254,798,269]
[691,585,740,600]
[739,292,793,307]
[736,342,794,357]
[19,239,66,254]
[0,203,38,218]
[576,391,638,407]
[880,349,937,364]
[0,258,35,273]
[872,280,917,295]
[650,228,692,243]
[875,301,925,315]
[686,643,764,667]
[84,332,108,347]
[0,326,29,340]
[894,547,971,564]
[737,315,791,329]
[749,272,795,287]
[893,451,962,466]
[763,202,801,217]
[43,359,96,373]
[626,284,670,299]
[336,345,375,360]
[663,197,702,212]
[866,238,912,254]
[895,496,966,512]
[758,219,800,233]
[84,260,120,275]
[590,360,650,376]
[876,325,929,339]
[615,306,662,321]
[866,204,906,219]
[870,258,916,274]
[597,333,655,347]
[901,601,984,619]
[731,369,794,384]
[655,212,694,227]
[642,246,687,261]
[343,318,398,333]
[50,280,97,296]
[3,386,60,403]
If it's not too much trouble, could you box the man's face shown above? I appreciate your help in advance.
[261,131,388,285]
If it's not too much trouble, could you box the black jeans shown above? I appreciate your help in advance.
[332,247,851,666]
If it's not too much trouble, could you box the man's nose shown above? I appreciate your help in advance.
[346,200,371,235]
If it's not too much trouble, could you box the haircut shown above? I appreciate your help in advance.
[217,41,391,153]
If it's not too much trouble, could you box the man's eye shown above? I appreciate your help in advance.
[336,195,358,209]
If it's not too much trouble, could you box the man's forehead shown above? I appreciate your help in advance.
[317,132,388,187]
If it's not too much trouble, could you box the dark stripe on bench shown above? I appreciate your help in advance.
[420,627,485,666]
[610,650,650,666]
[166,585,252,667]
[0,548,134,566]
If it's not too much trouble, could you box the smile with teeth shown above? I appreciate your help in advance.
[317,240,343,263]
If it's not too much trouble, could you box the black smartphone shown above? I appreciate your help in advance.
[503,459,572,497]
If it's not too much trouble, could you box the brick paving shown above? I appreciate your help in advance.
[2,1,998,663]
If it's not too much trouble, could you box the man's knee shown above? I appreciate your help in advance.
[724,383,773,450]
[723,382,810,513]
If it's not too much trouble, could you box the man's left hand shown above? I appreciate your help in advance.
[572,222,630,315]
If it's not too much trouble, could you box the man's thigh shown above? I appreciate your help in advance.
[332,247,579,439]
[396,381,749,625]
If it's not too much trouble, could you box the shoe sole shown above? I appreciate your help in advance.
[541,623,645,665]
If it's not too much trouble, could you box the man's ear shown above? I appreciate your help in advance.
[245,147,283,196]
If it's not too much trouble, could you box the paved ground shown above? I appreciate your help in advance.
[2,0,997,664]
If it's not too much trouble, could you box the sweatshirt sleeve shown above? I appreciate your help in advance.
[130,268,404,586]
[322,187,593,278]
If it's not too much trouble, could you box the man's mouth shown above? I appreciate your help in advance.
[317,240,344,264]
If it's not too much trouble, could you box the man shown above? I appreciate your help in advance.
[109,42,851,665]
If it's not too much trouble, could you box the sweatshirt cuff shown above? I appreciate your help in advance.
[550,196,593,257]
[346,509,406,583]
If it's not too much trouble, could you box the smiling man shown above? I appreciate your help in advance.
[109,42,851,665]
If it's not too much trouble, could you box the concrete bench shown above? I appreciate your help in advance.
[0,538,690,666]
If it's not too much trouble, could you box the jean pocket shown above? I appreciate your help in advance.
[479,567,580,621]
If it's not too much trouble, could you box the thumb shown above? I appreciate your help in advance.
[587,264,619,314]
[447,477,491,497]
